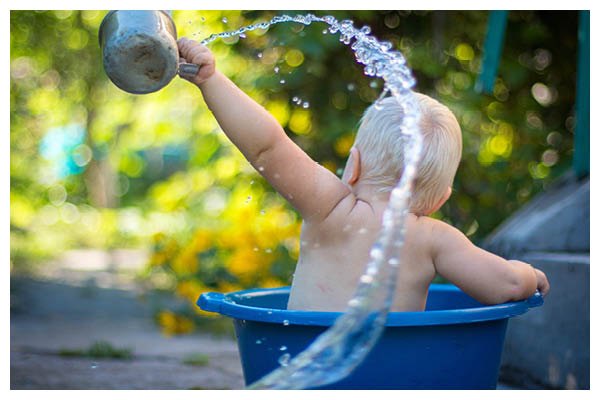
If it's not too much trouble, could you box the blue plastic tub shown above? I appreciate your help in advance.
[198,284,543,389]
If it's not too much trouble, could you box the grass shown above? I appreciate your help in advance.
[59,340,133,360]
[182,353,211,366]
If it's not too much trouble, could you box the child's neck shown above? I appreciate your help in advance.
[350,181,391,207]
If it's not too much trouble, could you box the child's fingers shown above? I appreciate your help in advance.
[178,38,207,58]
[178,39,212,67]
[535,269,550,296]
[177,37,215,85]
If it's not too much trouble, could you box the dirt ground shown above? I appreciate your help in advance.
[10,250,245,390]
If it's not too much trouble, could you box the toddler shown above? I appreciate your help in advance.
[178,37,549,312]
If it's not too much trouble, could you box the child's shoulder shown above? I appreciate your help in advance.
[406,215,462,249]
[412,214,457,233]
[411,215,475,261]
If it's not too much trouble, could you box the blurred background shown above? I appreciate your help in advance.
[10,10,584,389]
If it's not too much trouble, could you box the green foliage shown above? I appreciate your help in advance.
[182,353,211,366]
[11,11,578,331]
[59,340,133,359]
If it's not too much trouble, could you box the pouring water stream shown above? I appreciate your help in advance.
[201,13,422,389]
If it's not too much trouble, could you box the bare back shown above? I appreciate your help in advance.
[287,193,437,312]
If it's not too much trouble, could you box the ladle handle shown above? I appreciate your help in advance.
[178,63,200,79]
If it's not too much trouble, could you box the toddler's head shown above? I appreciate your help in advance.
[352,92,462,215]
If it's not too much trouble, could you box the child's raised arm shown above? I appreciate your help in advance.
[178,38,350,222]
[429,219,549,304]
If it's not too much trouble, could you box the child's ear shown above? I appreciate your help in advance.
[348,147,361,185]
[426,186,452,215]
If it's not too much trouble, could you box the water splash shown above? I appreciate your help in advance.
[200,13,422,389]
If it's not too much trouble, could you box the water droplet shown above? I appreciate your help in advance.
[292,96,299,103]
[265,248,272,253]
[278,353,291,366]
[274,66,280,73]
[388,257,400,266]
[280,79,286,84]
[253,247,259,252]
[250,180,255,184]
[370,247,384,259]
[336,168,343,176]
[245,195,252,204]
[256,339,262,344]
[201,17,206,22]
[260,210,265,215]
[322,29,328,34]
[258,166,265,172]
[90,362,98,369]
[370,81,378,88]
[239,33,247,39]
[380,41,393,51]
[347,83,356,91]
[279,345,288,351]
[257,52,263,59]
[283,319,290,326]
[348,298,361,307]
[222,17,228,24]
[302,101,310,109]
[267,310,273,314]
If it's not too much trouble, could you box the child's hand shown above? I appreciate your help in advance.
[534,268,550,297]
[507,259,549,298]
[177,37,216,86]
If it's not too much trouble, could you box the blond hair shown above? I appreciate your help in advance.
[352,92,462,215]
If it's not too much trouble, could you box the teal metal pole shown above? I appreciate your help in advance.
[476,10,509,94]
[574,10,590,178]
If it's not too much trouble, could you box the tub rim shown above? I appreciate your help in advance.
[197,284,543,327]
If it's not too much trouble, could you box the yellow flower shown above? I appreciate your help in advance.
[216,281,244,294]
[150,236,179,266]
[252,206,291,248]
[260,277,287,289]
[217,227,256,251]
[176,280,207,303]
[227,246,273,284]
[149,251,168,266]
[152,232,166,244]
[172,247,199,275]
[157,310,194,336]
[334,134,355,157]
[190,229,213,253]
